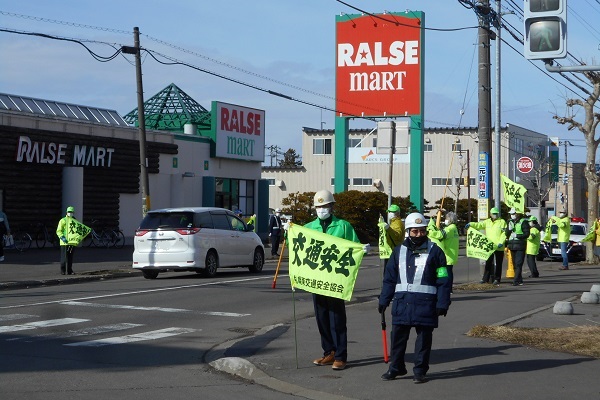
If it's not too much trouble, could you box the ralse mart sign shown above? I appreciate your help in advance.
[213,101,265,162]
[336,12,422,118]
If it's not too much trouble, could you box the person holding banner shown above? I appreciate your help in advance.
[506,208,530,286]
[526,216,541,278]
[378,212,451,384]
[465,207,507,285]
[306,189,359,371]
[427,211,459,290]
[56,206,79,275]
[550,210,571,270]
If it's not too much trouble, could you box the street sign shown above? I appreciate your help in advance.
[517,156,534,174]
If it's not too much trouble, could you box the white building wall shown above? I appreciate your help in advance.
[263,124,550,214]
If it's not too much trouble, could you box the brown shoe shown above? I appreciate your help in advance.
[313,351,335,366]
[332,360,347,370]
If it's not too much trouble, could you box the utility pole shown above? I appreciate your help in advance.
[559,140,573,214]
[122,27,150,217]
[493,0,502,212]
[477,1,493,219]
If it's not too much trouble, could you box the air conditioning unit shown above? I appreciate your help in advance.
[373,178,382,188]
[275,180,284,188]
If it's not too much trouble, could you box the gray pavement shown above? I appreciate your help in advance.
[1,245,600,399]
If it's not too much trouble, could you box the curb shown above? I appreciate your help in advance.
[0,270,141,291]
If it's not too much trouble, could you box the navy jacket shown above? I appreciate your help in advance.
[379,238,451,328]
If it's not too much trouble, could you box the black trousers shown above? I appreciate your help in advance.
[511,249,525,284]
[482,250,505,282]
[60,245,74,274]
[526,254,539,277]
[270,230,281,255]
[389,324,434,376]
[313,294,347,361]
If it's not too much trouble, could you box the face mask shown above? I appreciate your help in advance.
[276,212,281,216]
[491,214,498,220]
[316,208,331,220]
[559,214,566,218]
[67,212,74,217]
[510,214,517,220]
[388,213,396,222]
[409,236,427,247]
[444,219,450,226]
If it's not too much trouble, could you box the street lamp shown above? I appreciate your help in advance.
[458,149,472,222]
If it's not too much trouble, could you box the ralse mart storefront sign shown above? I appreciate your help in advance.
[212,101,265,162]
[15,135,115,167]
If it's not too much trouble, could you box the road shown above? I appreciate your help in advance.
[0,253,487,399]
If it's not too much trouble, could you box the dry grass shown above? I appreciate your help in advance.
[467,325,600,358]
[453,283,499,291]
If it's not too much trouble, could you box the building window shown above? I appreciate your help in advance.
[432,177,452,186]
[266,178,275,186]
[451,143,462,152]
[313,138,332,155]
[352,177,373,186]
[348,138,362,148]
[424,143,433,152]
[215,178,254,216]
[331,178,350,186]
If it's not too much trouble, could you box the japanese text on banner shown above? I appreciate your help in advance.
[288,224,364,301]
[466,227,496,260]
[66,219,91,246]
[378,222,392,259]
[500,174,526,213]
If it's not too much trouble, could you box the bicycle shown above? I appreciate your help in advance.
[106,228,125,249]
[33,222,60,249]
[11,227,32,252]
[82,220,111,248]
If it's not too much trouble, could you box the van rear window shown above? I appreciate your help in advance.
[139,212,195,229]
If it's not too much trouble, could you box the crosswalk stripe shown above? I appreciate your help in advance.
[0,314,37,322]
[60,301,250,317]
[0,318,89,333]
[6,323,144,342]
[65,327,197,347]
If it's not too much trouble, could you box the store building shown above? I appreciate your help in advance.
[0,84,269,243]
[263,123,559,219]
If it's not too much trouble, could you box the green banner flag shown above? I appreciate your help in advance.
[377,222,392,259]
[288,223,364,301]
[66,218,91,246]
[500,174,526,213]
[466,227,496,260]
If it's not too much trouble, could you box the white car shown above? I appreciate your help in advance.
[133,207,264,279]
[538,219,588,262]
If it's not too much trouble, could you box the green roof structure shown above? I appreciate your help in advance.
[124,83,211,133]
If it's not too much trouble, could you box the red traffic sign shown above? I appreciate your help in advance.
[517,156,534,174]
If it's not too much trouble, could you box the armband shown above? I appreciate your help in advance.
[436,266,449,278]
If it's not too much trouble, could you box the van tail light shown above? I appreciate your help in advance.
[175,228,201,235]
[135,230,149,237]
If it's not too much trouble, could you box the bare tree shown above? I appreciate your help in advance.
[553,69,600,262]
[518,149,554,213]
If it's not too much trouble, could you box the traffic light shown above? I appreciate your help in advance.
[524,0,567,60]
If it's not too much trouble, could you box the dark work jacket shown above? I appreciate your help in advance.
[506,217,530,252]
[379,239,451,328]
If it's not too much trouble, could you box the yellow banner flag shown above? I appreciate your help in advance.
[288,224,364,301]
[500,174,526,213]
[377,222,392,259]
[66,218,91,246]
[466,227,496,260]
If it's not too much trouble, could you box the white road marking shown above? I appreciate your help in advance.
[0,314,37,321]
[65,327,197,347]
[7,323,144,342]
[0,318,89,333]
[59,301,250,317]
[0,275,277,310]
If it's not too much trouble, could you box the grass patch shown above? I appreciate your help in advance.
[453,283,499,291]
[467,325,600,358]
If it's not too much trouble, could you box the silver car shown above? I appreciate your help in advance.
[133,207,264,279]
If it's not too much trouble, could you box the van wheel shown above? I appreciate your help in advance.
[249,248,264,273]
[142,270,159,279]
[204,251,218,277]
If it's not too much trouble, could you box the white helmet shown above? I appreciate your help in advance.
[405,212,427,229]
[314,190,335,207]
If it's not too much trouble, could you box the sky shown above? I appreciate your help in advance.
[1,0,598,165]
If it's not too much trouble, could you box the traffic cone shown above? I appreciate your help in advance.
[505,248,515,279]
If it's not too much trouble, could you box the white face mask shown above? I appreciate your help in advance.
[276,212,281,216]
[444,219,450,226]
[67,212,74,217]
[316,208,331,220]
[388,213,396,222]
[491,214,498,220]
[510,214,517,220]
